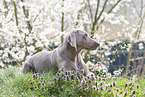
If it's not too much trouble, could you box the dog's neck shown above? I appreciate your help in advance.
[59,41,82,62]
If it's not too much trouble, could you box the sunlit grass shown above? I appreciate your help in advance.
[0,66,144,97]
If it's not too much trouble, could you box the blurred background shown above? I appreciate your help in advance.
[0,0,145,77]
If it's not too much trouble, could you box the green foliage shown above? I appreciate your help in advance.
[0,67,144,97]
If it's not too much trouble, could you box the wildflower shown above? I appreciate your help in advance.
[28,79,31,82]
[71,70,74,74]
[60,72,64,76]
[34,86,37,88]
[110,84,113,87]
[124,92,127,96]
[107,89,110,92]
[84,87,89,91]
[125,83,127,88]
[80,69,84,74]
[43,80,46,82]
[42,82,44,85]
[136,85,139,89]
[59,66,64,71]
[71,74,74,79]
[32,74,36,78]
[132,90,136,94]
[102,78,106,81]
[100,86,104,90]
[96,88,99,91]
[113,81,116,86]
[76,85,80,87]
[53,77,57,82]
[129,81,134,86]
[49,82,54,85]
[30,81,33,84]
[132,95,136,97]
[57,73,60,76]
[70,90,74,92]
[92,86,96,90]
[36,75,39,78]
[89,79,92,83]
[40,77,44,79]
[94,81,98,86]
[116,88,119,92]
[81,80,86,84]
[79,87,83,91]
[71,85,73,88]
[38,81,41,85]
[99,81,104,86]
[84,77,87,80]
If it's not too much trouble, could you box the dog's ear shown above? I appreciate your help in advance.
[67,31,77,51]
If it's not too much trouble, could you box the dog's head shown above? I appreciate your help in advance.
[67,29,99,51]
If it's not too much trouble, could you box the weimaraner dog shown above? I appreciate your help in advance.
[21,29,99,76]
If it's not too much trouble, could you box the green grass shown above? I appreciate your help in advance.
[0,66,144,97]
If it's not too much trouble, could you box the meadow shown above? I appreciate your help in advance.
[0,66,144,97]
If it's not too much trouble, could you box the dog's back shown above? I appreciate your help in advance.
[21,50,58,73]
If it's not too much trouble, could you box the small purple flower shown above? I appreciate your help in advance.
[60,72,64,76]
[80,69,84,74]
[71,74,74,79]
[28,79,31,82]
[124,92,127,96]
[70,90,74,92]
[116,88,119,92]
[132,90,136,94]
[84,87,89,91]
[89,79,92,83]
[92,86,96,89]
[32,74,36,78]
[84,77,87,80]
[34,86,37,88]
[96,88,99,91]
[59,66,64,71]
[38,81,41,85]
[107,89,110,92]
[132,95,136,97]
[100,86,104,90]
[40,77,44,79]
[102,78,106,81]
[71,70,74,74]
[99,81,104,86]
[36,75,39,78]
[137,85,140,89]
[94,81,98,86]
[113,81,116,86]
[49,82,54,85]
[81,80,85,84]
[110,84,113,87]
[30,81,33,84]
[76,85,80,87]
[71,85,73,88]
[129,81,134,86]
[125,83,128,88]
[42,82,44,85]
[79,87,83,91]
[53,77,57,82]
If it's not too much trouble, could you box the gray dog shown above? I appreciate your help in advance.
[21,29,99,76]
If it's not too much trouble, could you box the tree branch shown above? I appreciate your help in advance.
[21,0,32,34]
[87,0,93,23]
[92,0,100,32]
[13,1,19,26]
[98,0,122,27]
